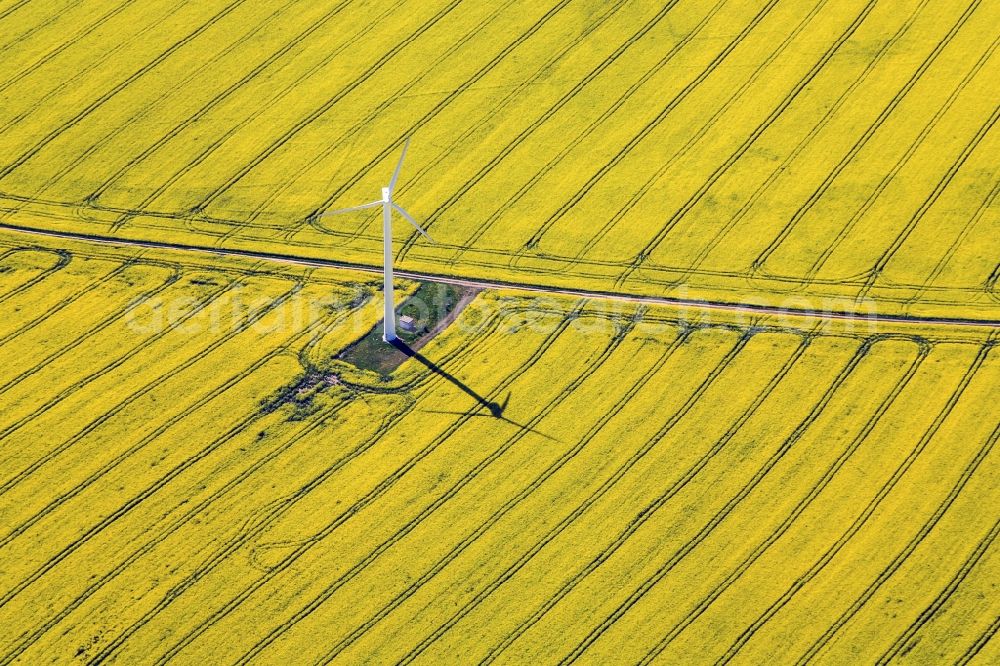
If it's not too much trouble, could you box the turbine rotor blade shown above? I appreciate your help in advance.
[320,200,382,216]
[388,137,410,193]
[392,203,434,243]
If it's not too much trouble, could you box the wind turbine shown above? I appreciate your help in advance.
[322,138,433,343]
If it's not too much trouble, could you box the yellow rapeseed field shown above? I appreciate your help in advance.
[0,0,996,318]
[0,1,997,664]
[0,231,997,663]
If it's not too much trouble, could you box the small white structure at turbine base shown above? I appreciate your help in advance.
[322,138,434,343]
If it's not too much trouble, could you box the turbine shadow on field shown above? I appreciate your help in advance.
[391,339,559,442]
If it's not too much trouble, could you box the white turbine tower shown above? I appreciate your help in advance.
[322,138,433,343]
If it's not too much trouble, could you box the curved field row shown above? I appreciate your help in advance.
[0,246,69,301]
[0,255,158,347]
[0,240,387,658]
[0,0,996,318]
[0,238,994,663]
[95,304,595,665]
[0,1,997,661]
[379,327,813,665]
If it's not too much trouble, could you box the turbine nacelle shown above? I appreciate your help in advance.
[322,139,433,242]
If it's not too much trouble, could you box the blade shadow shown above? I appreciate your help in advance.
[390,339,559,442]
